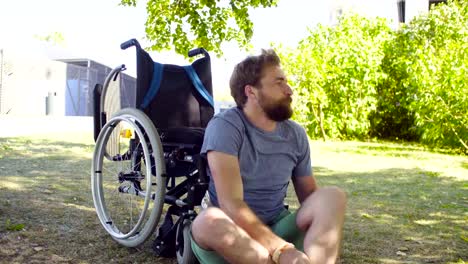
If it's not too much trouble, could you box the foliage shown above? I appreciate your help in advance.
[5,219,25,231]
[278,14,392,140]
[278,1,467,152]
[1,143,12,151]
[377,0,468,151]
[33,32,65,46]
[120,0,277,56]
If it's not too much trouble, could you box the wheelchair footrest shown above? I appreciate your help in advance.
[153,206,179,257]
[153,236,176,258]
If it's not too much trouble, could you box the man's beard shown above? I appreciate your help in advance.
[258,92,293,122]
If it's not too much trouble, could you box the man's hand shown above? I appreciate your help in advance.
[279,248,311,264]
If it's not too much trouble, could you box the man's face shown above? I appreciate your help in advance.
[256,65,293,122]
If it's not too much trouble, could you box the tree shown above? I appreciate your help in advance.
[278,14,392,141]
[120,0,277,56]
[377,0,468,152]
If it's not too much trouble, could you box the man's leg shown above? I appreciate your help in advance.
[191,207,271,264]
[270,210,304,251]
[296,186,347,264]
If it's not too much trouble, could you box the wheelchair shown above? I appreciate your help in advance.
[91,39,213,263]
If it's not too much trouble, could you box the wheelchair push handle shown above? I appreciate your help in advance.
[122,38,208,59]
[188,48,209,58]
[121,38,141,50]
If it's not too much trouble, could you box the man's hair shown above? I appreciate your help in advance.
[229,49,281,108]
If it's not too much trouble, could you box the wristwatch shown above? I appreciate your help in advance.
[271,243,295,264]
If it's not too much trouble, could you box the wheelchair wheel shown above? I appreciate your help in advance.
[176,219,197,264]
[91,108,166,247]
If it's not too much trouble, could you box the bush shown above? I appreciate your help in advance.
[277,1,468,153]
[278,14,392,140]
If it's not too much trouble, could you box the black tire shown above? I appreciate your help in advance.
[176,220,198,264]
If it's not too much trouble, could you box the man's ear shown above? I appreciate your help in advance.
[245,84,256,99]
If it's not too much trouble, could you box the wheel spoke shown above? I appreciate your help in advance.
[92,108,166,246]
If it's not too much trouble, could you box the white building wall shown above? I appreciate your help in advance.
[0,49,67,116]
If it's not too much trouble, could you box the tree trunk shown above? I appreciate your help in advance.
[318,103,327,142]
[311,102,327,142]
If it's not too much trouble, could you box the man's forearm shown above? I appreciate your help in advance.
[220,200,288,255]
[294,175,318,204]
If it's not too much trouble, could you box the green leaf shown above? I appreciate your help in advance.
[121,0,276,57]
[5,219,25,231]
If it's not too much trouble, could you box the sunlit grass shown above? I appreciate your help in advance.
[0,181,25,190]
[0,133,467,263]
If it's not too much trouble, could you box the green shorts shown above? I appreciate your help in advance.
[190,210,305,264]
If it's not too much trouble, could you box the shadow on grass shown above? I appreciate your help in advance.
[1,136,466,263]
[0,186,175,264]
[0,136,176,264]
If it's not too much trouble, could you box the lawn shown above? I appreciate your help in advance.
[0,132,467,263]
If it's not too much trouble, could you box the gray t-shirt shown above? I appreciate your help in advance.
[201,107,312,224]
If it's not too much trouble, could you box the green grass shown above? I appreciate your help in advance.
[0,133,467,263]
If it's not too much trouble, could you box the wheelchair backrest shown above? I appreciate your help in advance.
[135,45,214,129]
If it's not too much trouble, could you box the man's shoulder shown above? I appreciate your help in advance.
[210,107,244,128]
[202,107,244,154]
[283,119,306,134]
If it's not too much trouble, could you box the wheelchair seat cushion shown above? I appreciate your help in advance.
[158,127,205,146]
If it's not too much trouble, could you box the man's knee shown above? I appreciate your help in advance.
[323,186,347,209]
[191,207,232,248]
[295,186,347,230]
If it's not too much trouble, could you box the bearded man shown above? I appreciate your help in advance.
[190,49,347,264]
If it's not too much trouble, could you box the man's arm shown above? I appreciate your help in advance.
[207,150,289,255]
[292,175,318,204]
